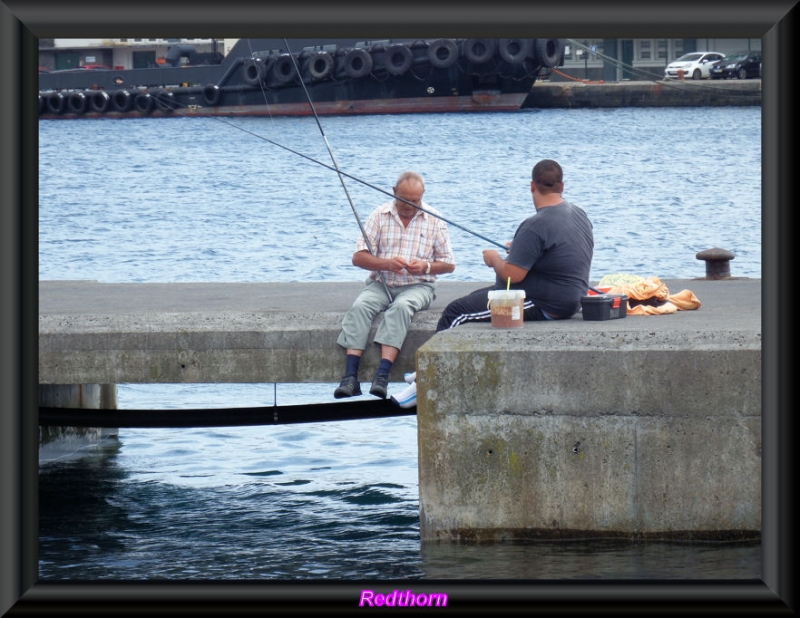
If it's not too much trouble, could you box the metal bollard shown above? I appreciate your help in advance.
[696,247,735,279]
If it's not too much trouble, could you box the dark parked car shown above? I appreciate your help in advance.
[709,50,762,80]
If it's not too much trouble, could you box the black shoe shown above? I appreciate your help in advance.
[334,375,361,399]
[369,373,389,399]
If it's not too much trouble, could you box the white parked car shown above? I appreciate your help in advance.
[664,51,725,80]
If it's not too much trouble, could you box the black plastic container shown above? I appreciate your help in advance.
[581,294,628,320]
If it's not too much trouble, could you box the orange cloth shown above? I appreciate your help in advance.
[600,276,701,316]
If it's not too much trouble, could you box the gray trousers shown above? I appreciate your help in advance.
[337,279,436,351]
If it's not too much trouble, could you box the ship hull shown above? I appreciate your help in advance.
[38,38,564,119]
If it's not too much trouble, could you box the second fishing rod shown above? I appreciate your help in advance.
[209,40,509,254]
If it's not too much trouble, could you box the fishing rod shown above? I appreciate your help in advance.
[212,113,507,251]
[203,44,507,253]
[217,114,507,251]
[281,39,393,299]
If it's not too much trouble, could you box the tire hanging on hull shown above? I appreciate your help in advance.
[498,38,533,64]
[428,39,458,69]
[305,51,334,81]
[68,91,88,115]
[243,58,268,86]
[202,84,221,106]
[46,93,66,115]
[383,44,413,75]
[462,38,496,64]
[339,48,373,79]
[270,53,298,85]
[112,89,133,112]
[155,89,175,112]
[135,92,155,114]
[89,90,111,113]
[535,38,565,68]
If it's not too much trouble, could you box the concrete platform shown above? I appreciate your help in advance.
[39,277,760,385]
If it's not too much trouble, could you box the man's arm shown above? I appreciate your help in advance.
[483,249,527,283]
[352,249,408,274]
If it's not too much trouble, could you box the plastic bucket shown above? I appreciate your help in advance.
[487,290,525,328]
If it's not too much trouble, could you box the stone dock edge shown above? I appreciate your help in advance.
[523,79,761,108]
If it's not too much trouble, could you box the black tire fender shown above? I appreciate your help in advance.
[46,92,66,115]
[384,44,413,75]
[89,90,111,113]
[499,38,533,64]
[68,91,88,115]
[270,54,298,85]
[202,84,221,106]
[463,38,496,64]
[112,89,133,112]
[135,92,155,114]
[428,39,458,69]
[535,38,565,68]
[154,89,175,112]
[342,48,373,79]
[243,58,268,86]
[306,51,334,80]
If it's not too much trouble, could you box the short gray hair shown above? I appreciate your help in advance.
[395,171,425,191]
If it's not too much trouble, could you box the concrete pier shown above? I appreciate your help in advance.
[39,278,761,538]
[416,321,760,541]
[523,79,761,108]
[38,277,760,385]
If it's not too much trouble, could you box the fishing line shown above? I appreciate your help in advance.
[198,39,508,252]
[209,114,507,251]
[281,38,393,299]
[135,44,510,255]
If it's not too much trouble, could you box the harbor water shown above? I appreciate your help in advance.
[38,107,762,581]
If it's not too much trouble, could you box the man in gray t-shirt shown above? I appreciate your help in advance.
[436,158,593,329]
[498,197,594,318]
[392,159,594,408]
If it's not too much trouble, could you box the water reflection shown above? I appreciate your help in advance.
[40,443,760,580]
[420,539,760,579]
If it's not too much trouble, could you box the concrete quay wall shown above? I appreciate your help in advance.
[409,278,761,541]
[524,79,761,108]
[416,328,761,541]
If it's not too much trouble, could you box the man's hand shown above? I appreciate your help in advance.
[483,249,501,268]
[405,258,428,275]
[386,256,410,273]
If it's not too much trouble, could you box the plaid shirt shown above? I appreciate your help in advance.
[356,199,455,287]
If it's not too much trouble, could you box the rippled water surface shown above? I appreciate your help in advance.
[38,108,762,581]
[39,108,761,283]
